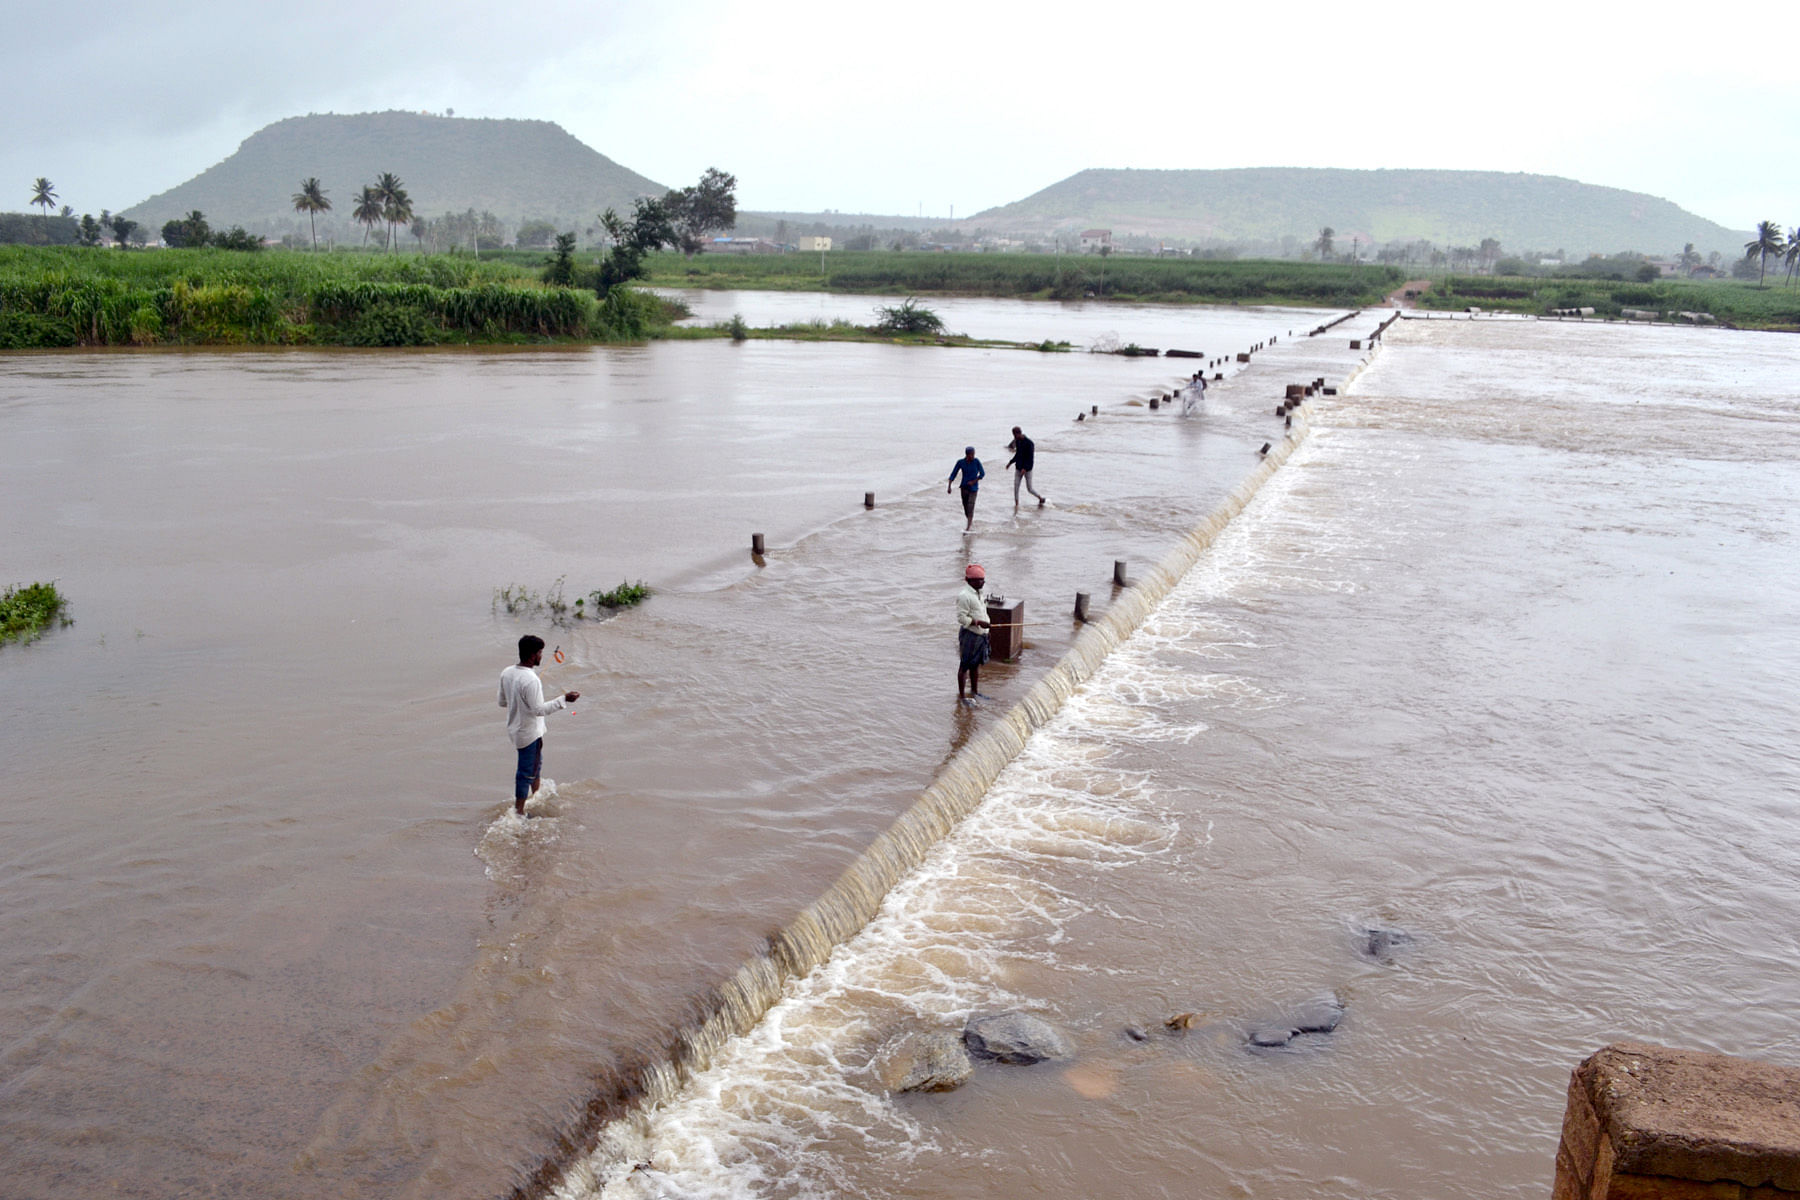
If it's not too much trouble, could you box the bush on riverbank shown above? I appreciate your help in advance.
[1419,273,1800,330]
[645,250,1404,307]
[0,247,680,346]
[1,582,70,647]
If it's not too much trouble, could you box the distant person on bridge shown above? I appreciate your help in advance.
[958,563,991,705]
[498,634,579,816]
[948,445,985,532]
[1005,426,1046,508]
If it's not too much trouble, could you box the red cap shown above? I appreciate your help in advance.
[965,563,985,581]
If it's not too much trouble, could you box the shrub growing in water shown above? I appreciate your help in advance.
[1,581,71,646]
[871,297,945,334]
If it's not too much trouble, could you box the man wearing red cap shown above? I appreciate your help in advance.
[958,563,991,704]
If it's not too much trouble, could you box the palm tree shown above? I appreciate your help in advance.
[374,172,408,251]
[353,186,384,247]
[383,191,412,253]
[1314,226,1335,258]
[291,178,330,252]
[1784,228,1800,288]
[1744,220,1785,287]
[30,177,57,235]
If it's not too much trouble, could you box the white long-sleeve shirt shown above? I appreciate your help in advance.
[498,663,566,748]
[957,584,990,633]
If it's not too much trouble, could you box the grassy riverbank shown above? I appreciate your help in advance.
[0,246,678,348]
[1,582,69,647]
[1418,273,1800,331]
[660,317,1074,352]
[644,250,1405,308]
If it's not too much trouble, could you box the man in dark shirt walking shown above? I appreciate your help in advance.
[948,445,984,532]
[1006,426,1046,509]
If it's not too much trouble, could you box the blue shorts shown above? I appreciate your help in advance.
[515,738,543,800]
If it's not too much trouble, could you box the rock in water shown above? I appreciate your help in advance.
[963,1012,1074,1064]
[1289,993,1345,1033]
[1247,993,1346,1050]
[1248,1024,1300,1048]
[1361,927,1415,962]
[873,1031,973,1093]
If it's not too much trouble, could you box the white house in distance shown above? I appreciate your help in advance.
[796,235,831,252]
[704,237,782,254]
[1079,229,1113,252]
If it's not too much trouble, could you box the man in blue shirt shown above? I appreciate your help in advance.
[948,445,984,532]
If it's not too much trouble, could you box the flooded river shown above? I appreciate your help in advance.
[0,302,1313,1199]
[565,315,1800,1199]
[4,310,1796,1200]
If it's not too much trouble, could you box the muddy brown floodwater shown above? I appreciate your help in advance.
[0,302,1320,1200]
[9,311,1794,1200]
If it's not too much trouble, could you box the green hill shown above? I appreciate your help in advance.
[120,111,665,241]
[968,168,1745,258]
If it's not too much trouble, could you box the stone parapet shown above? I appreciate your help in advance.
[1555,1043,1800,1200]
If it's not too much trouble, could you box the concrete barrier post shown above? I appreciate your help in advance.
[751,533,765,555]
[1554,1042,1800,1200]
[1113,560,1128,587]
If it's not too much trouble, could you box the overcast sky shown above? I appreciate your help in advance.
[8,0,1791,232]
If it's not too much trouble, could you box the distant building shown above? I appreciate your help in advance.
[1080,229,1113,253]
[704,237,782,255]
[796,235,831,252]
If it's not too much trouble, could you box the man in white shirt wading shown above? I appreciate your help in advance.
[957,563,991,705]
[498,634,580,815]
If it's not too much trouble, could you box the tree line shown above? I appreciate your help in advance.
[1742,221,1800,288]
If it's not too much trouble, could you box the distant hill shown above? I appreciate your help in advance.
[967,168,1745,257]
[121,112,665,240]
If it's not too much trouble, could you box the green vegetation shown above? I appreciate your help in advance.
[1,212,78,245]
[1744,221,1786,288]
[646,250,1404,307]
[579,581,650,610]
[872,297,945,334]
[292,178,331,251]
[160,209,259,251]
[1418,273,1800,330]
[30,179,58,233]
[664,315,1091,353]
[494,577,649,625]
[0,245,686,347]
[664,168,738,256]
[1,581,70,647]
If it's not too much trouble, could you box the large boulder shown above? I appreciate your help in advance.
[963,1012,1074,1065]
[872,1031,973,1093]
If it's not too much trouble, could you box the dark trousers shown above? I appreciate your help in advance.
[514,738,543,800]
